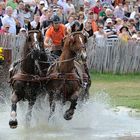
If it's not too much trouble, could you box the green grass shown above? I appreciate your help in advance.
[90,71,140,109]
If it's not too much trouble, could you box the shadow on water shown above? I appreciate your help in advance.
[1,85,140,140]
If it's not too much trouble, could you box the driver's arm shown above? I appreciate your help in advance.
[44,36,51,48]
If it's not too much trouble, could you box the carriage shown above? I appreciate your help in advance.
[7,29,91,129]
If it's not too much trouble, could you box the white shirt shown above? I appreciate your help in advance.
[130,11,136,19]
[66,3,75,14]
[30,20,38,29]
[2,15,16,35]
[13,9,25,27]
[57,0,69,13]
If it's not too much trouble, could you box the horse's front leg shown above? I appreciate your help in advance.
[48,92,56,121]
[9,91,21,129]
[25,99,35,127]
[64,91,78,120]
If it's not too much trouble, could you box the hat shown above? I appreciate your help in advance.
[106,18,112,23]
[40,1,45,5]
[51,15,61,24]
[132,34,137,39]
[20,28,26,32]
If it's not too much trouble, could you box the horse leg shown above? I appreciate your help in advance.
[9,81,24,129]
[64,92,78,120]
[9,91,21,129]
[48,92,56,120]
[25,99,35,127]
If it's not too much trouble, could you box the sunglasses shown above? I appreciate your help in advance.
[88,22,92,24]
[99,26,103,28]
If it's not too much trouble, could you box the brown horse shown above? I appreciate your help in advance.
[46,32,91,120]
[8,29,49,129]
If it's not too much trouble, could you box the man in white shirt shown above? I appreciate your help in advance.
[2,6,16,35]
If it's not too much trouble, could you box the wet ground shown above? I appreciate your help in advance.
[0,88,140,140]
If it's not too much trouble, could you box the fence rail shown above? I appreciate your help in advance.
[87,37,140,74]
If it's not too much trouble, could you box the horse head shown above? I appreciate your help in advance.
[64,32,87,61]
[21,29,46,75]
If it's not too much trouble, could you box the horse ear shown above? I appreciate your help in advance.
[71,24,76,32]
[36,22,40,30]
[27,22,32,31]
[78,23,84,31]
[84,35,88,43]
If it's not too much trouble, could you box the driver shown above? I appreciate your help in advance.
[44,14,67,58]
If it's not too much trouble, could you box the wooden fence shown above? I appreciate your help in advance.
[1,34,140,74]
[87,37,140,74]
[0,34,26,64]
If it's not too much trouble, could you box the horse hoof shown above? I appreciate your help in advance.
[9,119,18,129]
[63,110,74,120]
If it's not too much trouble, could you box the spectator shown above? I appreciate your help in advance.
[114,18,123,33]
[104,18,118,39]
[66,0,75,16]
[2,6,16,34]
[84,19,93,38]
[18,27,27,36]
[78,11,84,24]
[130,5,139,19]
[13,1,25,34]
[118,26,130,42]
[98,4,108,23]
[86,11,98,32]
[123,1,131,18]
[49,0,61,12]
[58,0,69,14]
[34,1,45,16]
[6,0,18,10]
[113,3,124,19]
[30,14,40,29]
[40,7,48,25]
[56,6,67,24]
[94,23,106,40]
[23,4,32,22]
[41,7,53,34]
[90,0,102,15]
[103,8,115,24]
[0,3,4,29]
[127,22,137,36]
[65,14,75,33]
[0,23,10,34]
[135,15,140,31]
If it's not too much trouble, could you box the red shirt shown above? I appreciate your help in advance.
[0,29,7,34]
[91,6,102,15]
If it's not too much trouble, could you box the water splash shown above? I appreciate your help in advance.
[0,91,140,140]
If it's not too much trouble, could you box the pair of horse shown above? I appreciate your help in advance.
[9,29,91,129]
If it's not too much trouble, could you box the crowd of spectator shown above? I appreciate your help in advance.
[84,0,140,42]
[0,0,84,37]
[0,0,140,43]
